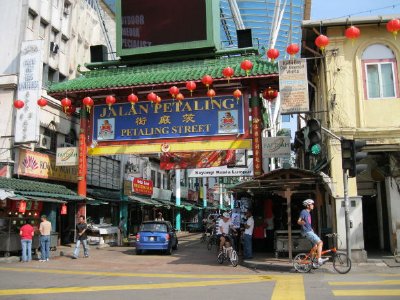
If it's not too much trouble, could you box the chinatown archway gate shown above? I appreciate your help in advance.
[48,51,279,230]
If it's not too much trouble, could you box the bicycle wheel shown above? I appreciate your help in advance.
[293,253,312,273]
[200,234,206,243]
[230,250,238,267]
[333,252,351,274]
[217,251,224,264]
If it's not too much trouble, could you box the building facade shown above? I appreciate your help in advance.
[302,15,400,260]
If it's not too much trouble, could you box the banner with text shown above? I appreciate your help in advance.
[15,40,44,143]
[278,59,309,114]
[93,95,245,141]
[262,136,291,158]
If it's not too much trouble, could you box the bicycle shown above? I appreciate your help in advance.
[207,233,218,251]
[217,235,239,267]
[293,233,351,274]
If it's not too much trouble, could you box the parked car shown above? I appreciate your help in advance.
[135,221,178,255]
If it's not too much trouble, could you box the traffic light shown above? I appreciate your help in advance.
[293,129,305,150]
[307,119,322,155]
[341,139,368,177]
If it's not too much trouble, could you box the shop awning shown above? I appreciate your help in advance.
[0,178,85,201]
[86,188,121,202]
[128,195,163,207]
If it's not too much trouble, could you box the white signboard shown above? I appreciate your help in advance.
[262,136,291,158]
[56,147,79,166]
[15,40,44,143]
[278,59,309,114]
[187,159,253,178]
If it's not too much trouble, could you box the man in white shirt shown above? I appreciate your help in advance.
[217,212,234,251]
[243,209,254,259]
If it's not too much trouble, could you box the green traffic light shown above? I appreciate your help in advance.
[310,144,321,155]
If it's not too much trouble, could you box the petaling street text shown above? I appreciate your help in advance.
[99,98,238,118]
[121,124,212,137]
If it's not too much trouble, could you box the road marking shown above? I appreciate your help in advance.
[332,289,400,297]
[0,278,268,296]
[271,275,305,300]
[0,267,306,299]
[329,280,400,286]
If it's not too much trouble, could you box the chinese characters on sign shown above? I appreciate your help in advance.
[278,59,309,114]
[132,178,153,196]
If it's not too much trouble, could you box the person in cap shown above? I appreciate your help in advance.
[297,199,328,266]
[243,209,254,259]
[216,212,236,251]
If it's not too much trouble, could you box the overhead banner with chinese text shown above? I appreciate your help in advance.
[278,59,309,114]
[93,95,245,141]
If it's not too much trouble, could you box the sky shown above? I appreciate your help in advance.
[311,0,400,20]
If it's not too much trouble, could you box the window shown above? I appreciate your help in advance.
[43,122,57,152]
[60,36,68,53]
[27,11,36,30]
[65,130,76,146]
[362,44,398,99]
[157,172,161,188]
[39,20,48,39]
[151,170,156,185]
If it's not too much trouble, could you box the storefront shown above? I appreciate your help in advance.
[229,168,334,261]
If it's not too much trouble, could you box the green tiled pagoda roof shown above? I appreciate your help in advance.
[0,177,85,201]
[48,55,278,94]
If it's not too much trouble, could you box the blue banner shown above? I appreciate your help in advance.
[92,95,244,141]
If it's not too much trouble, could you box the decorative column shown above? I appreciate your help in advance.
[77,103,88,218]
[175,170,181,231]
[250,82,263,176]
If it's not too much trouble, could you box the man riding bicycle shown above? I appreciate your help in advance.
[297,199,329,266]
[217,212,236,251]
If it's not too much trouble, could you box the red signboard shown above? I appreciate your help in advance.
[132,178,153,196]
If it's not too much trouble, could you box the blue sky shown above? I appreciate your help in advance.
[311,0,400,20]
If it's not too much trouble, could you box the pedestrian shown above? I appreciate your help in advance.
[118,217,126,246]
[39,215,52,262]
[19,221,34,262]
[155,212,164,221]
[243,209,254,259]
[72,215,89,259]
[297,199,329,266]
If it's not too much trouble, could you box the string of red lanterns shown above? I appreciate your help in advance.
[37,97,48,107]
[13,99,25,109]
[127,93,138,109]
[315,34,329,51]
[263,87,278,101]
[186,81,196,96]
[222,67,234,82]
[61,97,72,113]
[345,26,361,42]
[105,95,116,110]
[267,48,280,62]
[169,86,179,98]
[82,96,94,112]
[207,89,216,100]
[201,75,213,90]
[386,18,400,39]
[240,59,253,76]
[286,43,299,57]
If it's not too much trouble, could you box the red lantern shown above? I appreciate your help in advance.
[386,19,400,39]
[18,200,26,213]
[263,87,278,101]
[169,86,179,98]
[65,105,76,116]
[240,59,253,76]
[222,67,234,82]
[345,26,361,41]
[61,97,72,113]
[267,48,280,62]
[61,203,67,215]
[127,93,138,109]
[147,92,157,103]
[201,75,213,89]
[82,96,94,112]
[315,34,329,51]
[207,89,216,99]
[176,93,184,101]
[37,97,48,107]
[105,95,116,110]
[233,89,242,101]
[286,43,300,57]
[186,81,196,96]
[155,96,162,104]
[13,99,25,109]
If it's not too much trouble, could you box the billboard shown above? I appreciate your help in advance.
[116,0,220,57]
[92,95,245,141]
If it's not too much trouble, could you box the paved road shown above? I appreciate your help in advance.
[0,233,399,300]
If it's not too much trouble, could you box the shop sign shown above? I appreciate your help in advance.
[56,147,79,166]
[262,136,291,158]
[278,59,309,114]
[132,178,153,196]
[15,40,43,143]
[9,200,42,212]
[92,96,245,141]
[15,149,78,183]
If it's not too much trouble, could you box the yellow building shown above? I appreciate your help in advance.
[302,15,400,261]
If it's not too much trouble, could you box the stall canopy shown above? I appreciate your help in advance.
[228,168,332,261]
[0,177,85,202]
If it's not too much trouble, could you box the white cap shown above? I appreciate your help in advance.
[222,212,230,218]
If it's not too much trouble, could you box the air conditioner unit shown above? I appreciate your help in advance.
[60,143,74,148]
[39,134,51,149]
